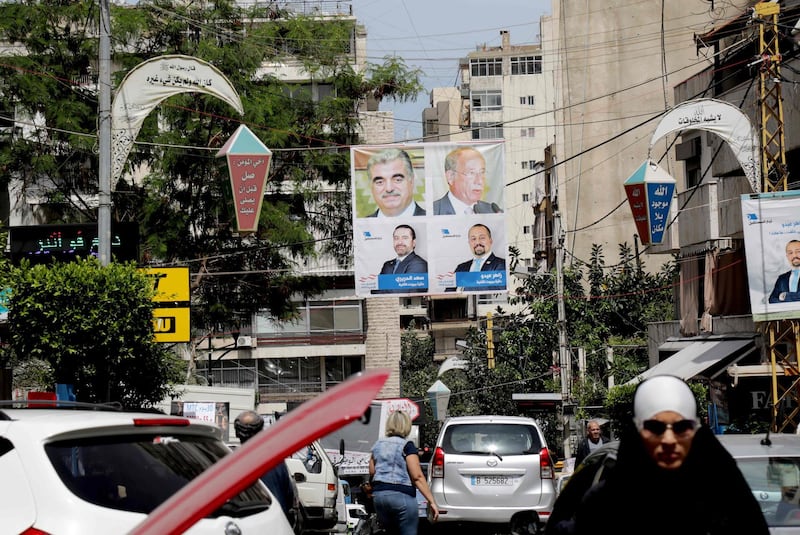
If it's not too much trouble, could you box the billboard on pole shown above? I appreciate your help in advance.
[351,141,507,298]
[741,191,800,322]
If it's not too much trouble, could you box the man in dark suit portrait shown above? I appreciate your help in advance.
[769,239,800,304]
[433,146,503,215]
[366,148,425,217]
[372,224,428,294]
[450,223,506,292]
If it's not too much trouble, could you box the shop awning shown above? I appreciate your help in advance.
[630,338,757,385]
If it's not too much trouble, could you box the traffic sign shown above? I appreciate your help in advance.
[381,398,420,420]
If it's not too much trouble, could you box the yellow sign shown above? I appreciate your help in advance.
[142,267,190,302]
[142,267,191,342]
[153,307,191,343]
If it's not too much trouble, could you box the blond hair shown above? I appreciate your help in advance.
[384,410,412,438]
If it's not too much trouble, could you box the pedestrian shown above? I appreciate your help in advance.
[369,410,439,535]
[546,375,769,535]
[573,419,608,467]
[234,410,303,534]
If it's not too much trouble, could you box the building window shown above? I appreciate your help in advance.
[255,299,363,337]
[523,225,531,234]
[511,56,542,75]
[472,122,503,140]
[520,127,535,138]
[522,193,530,202]
[470,57,503,76]
[521,160,537,169]
[519,96,535,106]
[471,90,502,111]
[425,119,439,135]
[316,83,335,101]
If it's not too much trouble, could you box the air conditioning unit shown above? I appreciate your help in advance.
[236,335,256,348]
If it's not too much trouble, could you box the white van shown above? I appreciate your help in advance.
[286,440,339,531]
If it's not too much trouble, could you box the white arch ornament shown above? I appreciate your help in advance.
[111,55,244,182]
[649,98,761,193]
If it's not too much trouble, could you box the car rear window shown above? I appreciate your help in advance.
[441,423,541,455]
[45,433,271,516]
[735,456,800,526]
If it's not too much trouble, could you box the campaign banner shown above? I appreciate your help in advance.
[351,141,507,298]
[741,191,800,322]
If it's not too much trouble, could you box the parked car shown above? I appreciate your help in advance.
[346,502,367,532]
[0,401,292,535]
[717,433,800,534]
[566,433,800,534]
[429,415,556,534]
[416,462,429,516]
[131,368,390,534]
[286,439,340,530]
[417,462,431,533]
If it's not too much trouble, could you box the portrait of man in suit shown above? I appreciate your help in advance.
[372,224,428,294]
[380,224,428,275]
[433,146,503,215]
[769,239,800,304]
[449,223,506,292]
[366,148,425,218]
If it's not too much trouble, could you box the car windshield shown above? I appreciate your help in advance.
[442,424,541,455]
[46,433,271,517]
[736,456,800,527]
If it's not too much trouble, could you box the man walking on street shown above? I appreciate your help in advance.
[574,419,608,467]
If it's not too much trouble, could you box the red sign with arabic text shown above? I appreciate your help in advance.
[226,154,271,232]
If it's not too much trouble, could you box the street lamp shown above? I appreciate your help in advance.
[427,380,451,422]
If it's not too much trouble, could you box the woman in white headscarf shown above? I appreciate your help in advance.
[546,375,768,535]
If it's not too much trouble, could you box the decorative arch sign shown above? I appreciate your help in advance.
[111,55,244,183]
[648,98,760,193]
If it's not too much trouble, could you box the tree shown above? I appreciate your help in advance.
[399,327,439,447]
[0,0,423,336]
[5,259,182,406]
[507,244,677,414]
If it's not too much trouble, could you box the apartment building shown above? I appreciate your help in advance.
[418,29,556,359]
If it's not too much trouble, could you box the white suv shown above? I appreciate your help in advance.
[0,402,293,535]
[429,415,556,534]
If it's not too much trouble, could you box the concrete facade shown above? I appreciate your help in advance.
[544,0,715,272]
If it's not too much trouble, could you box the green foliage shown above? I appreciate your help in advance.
[509,244,677,417]
[5,259,182,406]
[399,328,439,447]
[365,56,425,103]
[0,1,424,337]
[12,358,54,392]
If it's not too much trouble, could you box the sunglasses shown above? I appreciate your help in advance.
[642,419,697,436]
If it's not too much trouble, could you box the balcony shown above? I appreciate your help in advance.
[671,174,750,253]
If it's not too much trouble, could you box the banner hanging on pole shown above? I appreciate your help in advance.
[216,125,272,233]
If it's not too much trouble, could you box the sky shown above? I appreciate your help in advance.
[350,0,552,141]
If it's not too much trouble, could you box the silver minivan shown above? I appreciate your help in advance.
[429,415,556,534]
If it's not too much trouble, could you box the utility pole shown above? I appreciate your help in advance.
[752,1,800,431]
[486,312,495,369]
[554,210,571,457]
[97,0,112,266]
